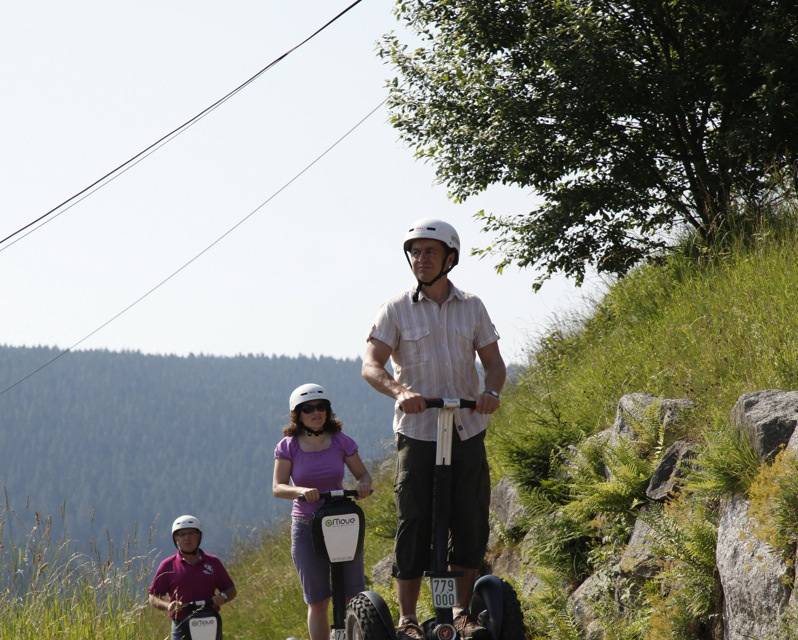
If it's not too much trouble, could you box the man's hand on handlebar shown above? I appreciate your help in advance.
[475,391,500,414]
[396,389,426,414]
[211,594,227,609]
[168,599,183,616]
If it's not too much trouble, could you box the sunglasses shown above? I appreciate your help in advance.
[299,401,328,414]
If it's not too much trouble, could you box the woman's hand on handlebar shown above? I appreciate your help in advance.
[396,389,426,414]
[356,477,373,500]
[300,487,320,502]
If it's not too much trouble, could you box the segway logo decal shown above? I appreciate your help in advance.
[324,516,357,527]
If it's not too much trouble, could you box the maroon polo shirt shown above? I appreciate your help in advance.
[149,549,234,620]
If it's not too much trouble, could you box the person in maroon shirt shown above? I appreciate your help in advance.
[148,515,237,640]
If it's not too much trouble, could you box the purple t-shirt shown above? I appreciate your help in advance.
[274,431,359,518]
[148,550,234,621]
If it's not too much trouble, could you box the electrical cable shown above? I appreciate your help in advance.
[0,97,387,398]
[0,0,365,254]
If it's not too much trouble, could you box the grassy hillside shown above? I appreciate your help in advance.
[486,222,798,639]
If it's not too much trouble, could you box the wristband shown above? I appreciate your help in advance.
[219,592,229,601]
[485,390,500,400]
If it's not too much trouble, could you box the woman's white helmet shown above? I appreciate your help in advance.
[289,383,330,411]
[402,218,460,266]
[171,514,202,547]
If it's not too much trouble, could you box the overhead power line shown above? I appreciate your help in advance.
[0,97,387,399]
[0,0,365,254]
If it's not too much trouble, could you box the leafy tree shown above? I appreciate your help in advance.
[381,0,798,288]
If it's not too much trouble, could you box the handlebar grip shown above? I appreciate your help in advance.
[423,398,476,410]
[184,599,210,608]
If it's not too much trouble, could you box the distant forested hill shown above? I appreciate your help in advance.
[0,346,394,558]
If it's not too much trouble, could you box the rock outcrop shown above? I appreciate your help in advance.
[716,494,791,640]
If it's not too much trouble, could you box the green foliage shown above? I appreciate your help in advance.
[643,500,720,639]
[686,415,761,497]
[525,568,582,640]
[383,0,798,287]
[564,437,653,526]
[748,449,798,555]
[491,383,583,501]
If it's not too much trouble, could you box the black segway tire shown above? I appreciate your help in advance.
[472,575,526,640]
[346,591,396,640]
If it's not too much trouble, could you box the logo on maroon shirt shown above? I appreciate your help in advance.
[202,563,214,575]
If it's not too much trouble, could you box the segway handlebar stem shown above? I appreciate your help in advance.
[423,398,476,410]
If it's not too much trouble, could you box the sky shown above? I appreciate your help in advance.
[0,0,601,367]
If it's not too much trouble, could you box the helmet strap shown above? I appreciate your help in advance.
[409,249,456,303]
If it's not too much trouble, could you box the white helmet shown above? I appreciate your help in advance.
[171,514,202,547]
[289,383,330,411]
[172,514,201,535]
[402,218,460,266]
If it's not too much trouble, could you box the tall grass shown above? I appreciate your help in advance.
[0,501,163,640]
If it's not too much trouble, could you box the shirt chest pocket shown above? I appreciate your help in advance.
[452,327,476,364]
[398,326,432,367]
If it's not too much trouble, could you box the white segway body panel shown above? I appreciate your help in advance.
[189,615,219,640]
[180,602,221,640]
[311,491,365,563]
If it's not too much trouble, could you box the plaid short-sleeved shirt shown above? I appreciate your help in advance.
[367,282,500,441]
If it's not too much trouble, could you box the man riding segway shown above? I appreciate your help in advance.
[362,219,506,640]
[148,515,237,640]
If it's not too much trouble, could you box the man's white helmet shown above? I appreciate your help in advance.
[172,514,202,535]
[289,383,330,411]
[402,218,460,265]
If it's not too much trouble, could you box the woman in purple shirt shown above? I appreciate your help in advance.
[273,383,373,640]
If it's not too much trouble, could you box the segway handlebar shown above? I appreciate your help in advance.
[423,397,477,410]
[297,489,360,501]
[182,599,214,610]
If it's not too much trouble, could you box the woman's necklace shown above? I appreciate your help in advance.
[301,426,325,437]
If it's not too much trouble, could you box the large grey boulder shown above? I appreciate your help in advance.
[618,509,659,579]
[568,571,611,640]
[646,440,698,501]
[731,390,798,460]
[488,476,528,545]
[716,494,791,640]
[610,393,694,444]
[371,554,394,588]
[487,539,542,598]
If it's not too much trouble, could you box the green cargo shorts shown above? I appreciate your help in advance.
[391,430,491,579]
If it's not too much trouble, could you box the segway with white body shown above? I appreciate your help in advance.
[308,489,395,640]
[347,398,525,640]
[422,398,525,640]
[173,600,222,640]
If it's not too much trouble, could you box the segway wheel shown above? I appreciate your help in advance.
[472,576,526,640]
[346,592,396,640]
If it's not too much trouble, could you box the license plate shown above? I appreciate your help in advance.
[431,577,457,609]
